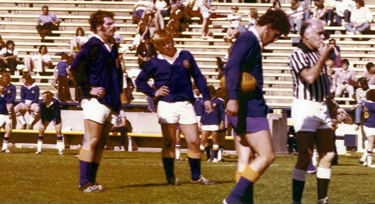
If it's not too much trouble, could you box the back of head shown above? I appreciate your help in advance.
[366,89,375,102]
[257,9,290,36]
[366,62,374,71]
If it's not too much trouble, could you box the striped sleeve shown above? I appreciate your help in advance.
[290,49,310,74]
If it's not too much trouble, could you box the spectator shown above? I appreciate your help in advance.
[323,0,336,25]
[361,62,375,86]
[129,20,150,51]
[200,0,215,39]
[36,5,61,42]
[183,0,201,20]
[312,0,328,25]
[287,0,304,34]
[132,0,153,24]
[271,0,281,10]
[53,53,73,102]
[142,7,164,37]
[0,35,5,50]
[352,77,369,131]
[0,40,18,74]
[24,45,53,75]
[136,34,157,69]
[327,38,341,67]
[300,0,312,21]
[167,4,187,36]
[155,0,169,17]
[344,0,372,35]
[332,59,356,98]
[224,6,241,43]
[14,73,40,130]
[247,8,258,29]
[70,27,88,56]
[111,108,127,151]
[334,0,355,26]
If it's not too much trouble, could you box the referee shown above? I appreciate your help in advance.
[289,19,350,204]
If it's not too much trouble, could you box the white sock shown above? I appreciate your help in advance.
[28,114,36,125]
[367,151,373,165]
[17,115,25,125]
[312,149,318,166]
[316,167,331,179]
[57,142,63,152]
[175,144,181,158]
[2,141,8,150]
[361,151,368,162]
[218,148,224,161]
[37,141,43,152]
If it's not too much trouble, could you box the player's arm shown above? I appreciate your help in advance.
[70,44,93,97]
[298,43,333,84]
[39,100,45,124]
[20,87,25,104]
[32,87,40,104]
[8,85,16,103]
[219,100,225,130]
[135,60,159,98]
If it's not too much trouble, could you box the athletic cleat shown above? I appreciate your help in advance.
[79,182,97,192]
[222,199,228,204]
[176,157,183,161]
[58,151,64,155]
[316,197,328,204]
[92,183,104,192]
[2,149,11,153]
[35,151,42,155]
[363,162,368,167]
[120,147,125,151]
[191,175,216,185]
[167,177,181,186]
[359,160,365,164]
[368,164,375,168]
[212,158,218,163]
[218,159,225,162]
[207,159,212,162]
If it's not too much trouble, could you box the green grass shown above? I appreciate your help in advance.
[0,149,373,204]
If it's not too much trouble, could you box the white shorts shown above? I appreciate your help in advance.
[81,98,116,125]
[292,99,332,132]
[157,101,197,124]
[201,124,219,131]
[364,126,375,137]
[0,114,11,127]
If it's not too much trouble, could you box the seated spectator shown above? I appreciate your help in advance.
[224,6,241,42]
[155,0,169,17]
[36,6,61,42]
[167,4,187,36]
[271,0,281,10]
[24,45,53,75]
[344,0,372,35]
[183,0,201,21]
[129,20,150,51]
[0,40,18,74]
[334,0,355,26]
[287,0,304,34]
[300,0,312,21]
[142,7,164,37]
[247,8,258,29]
[332,59,356,98]
[327,38,341,67]
[14,73,40,129]
[323,0,336,25]
[200,0,215,40]
[70,27,88,56]
[53,53,73,102]
[132,0,153,25]
[312,0,328,25]
[136,34,156,69]
[361,62,375,86]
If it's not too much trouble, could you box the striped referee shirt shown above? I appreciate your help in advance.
[290,43,330,102]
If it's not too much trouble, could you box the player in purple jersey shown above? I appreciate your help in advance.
[361,89,375,168]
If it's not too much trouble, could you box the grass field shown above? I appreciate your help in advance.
[0,148,374,204]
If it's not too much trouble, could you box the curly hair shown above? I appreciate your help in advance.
[366,89,375,102]
[75,27,85,36]
[357,77,369,91]
[38,45,48,54]
[88,10,115,33]
[257,8,290,36]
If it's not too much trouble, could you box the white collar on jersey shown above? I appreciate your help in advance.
[157,48,182,65]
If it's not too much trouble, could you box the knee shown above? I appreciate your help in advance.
[319,152,335,165]
[38,126,45,133]
[163,138,175,149]
[258,151,275,167]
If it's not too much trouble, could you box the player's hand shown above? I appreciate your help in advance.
[90,87,106,99]
[219,122,225,130]
[204,100,213,114]
[154,86,169,98]
[225,99,239,116]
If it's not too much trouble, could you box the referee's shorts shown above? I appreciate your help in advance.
[291,99,332,132]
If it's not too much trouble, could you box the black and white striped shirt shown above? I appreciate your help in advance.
[289,43,330,102]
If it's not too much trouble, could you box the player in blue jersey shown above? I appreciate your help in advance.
[200,85,225,162]
[136,30,215,185]
[2,73,16,122]
[71,10,122,192]
[0,78,12,153]
[222,9,290,204]
[361,89,375,168]
[35,91,63,155]
[14,73,39,130]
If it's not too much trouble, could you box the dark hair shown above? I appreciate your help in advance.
[39,45,48,54]
[43,90,53,97]
[22,73,32,80]
[75,27,85,36]
[329,38,336,43]
[5,40,14,50]
[366,89,375,102]
[300,21,312,37]
[357,77,369,91]
[42,5,49,10]
[61,53,68,60]
[89,10,115,33]
[257,9,290,36]
[207,85,216,97]
[341,59,349,66]
[272,0,281,8]
[355,0,365,7]
[366,62,375,71]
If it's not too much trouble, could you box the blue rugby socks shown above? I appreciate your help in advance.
[163,157,175,181]
[292,168,307,203]
[226,166,259,204]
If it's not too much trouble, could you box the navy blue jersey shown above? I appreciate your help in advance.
[364,101,375,128]
[57,60,69,77]
[223,31,268,117]
[0,94,8,115]
[39,98,61,124]
[200,97,225,125]
[20,84,39,104]
[135,50,210,102]
[4,83,16,104]
[194,97,204,116]
[70,36,123,113]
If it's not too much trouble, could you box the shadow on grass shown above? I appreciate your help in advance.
[118,180,234,189]
[335,173,370,176]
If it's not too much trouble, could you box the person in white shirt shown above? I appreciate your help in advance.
[224,6,241,42]
[155,0,169,17]
[344,0,372,34]
[288,0,304,33]
[334,0,355,26]
[24,45,52,75]
[0,40,18,74]
[70,27,88,57]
